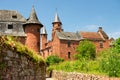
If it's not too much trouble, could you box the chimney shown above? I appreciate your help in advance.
[99,27,102,31]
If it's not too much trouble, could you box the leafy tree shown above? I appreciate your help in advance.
[46,55,64,66]
[75,40,96,60]
[113,38,120,53]
[99,38,120,77]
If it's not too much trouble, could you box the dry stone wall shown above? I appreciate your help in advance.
[52,70,120,80]
[0,49,46,80]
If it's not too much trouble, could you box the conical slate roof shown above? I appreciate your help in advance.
[25,6,43,26]
[52,13,62,24]
[41,26,47,34]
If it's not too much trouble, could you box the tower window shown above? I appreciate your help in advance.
[68,52,71,59]
[37,42,40,47]
[67,41,71,47]
[37,28,40,32]
[100,42,103,48]
[8,24,13,29]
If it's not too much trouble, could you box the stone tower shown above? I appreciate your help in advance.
[52,13,63,40]
[23,6,43,53]
[40,26,47,50]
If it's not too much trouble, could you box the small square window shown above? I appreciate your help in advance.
[8,24,13,29]
[12,15,17,19]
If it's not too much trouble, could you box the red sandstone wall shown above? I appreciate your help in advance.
[52,33,60,56]
[41,34,47,49]
[16,37,26,45]
[92,40,110,55]
[60,40,79,60]
[25,24,41,53]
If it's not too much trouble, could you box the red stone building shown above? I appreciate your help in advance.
[41,13,113,60]
[0,7,113,60]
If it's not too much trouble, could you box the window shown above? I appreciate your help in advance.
[8,24,13,29]
[12,15,17,19]
[68,52,71,59]
[100,42,103,48]
[67,41,71,47]
[37,42,40,46]
[37,28,40,32]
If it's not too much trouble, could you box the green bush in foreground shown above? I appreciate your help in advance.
[75,40,96,60]
[46,55,64,66]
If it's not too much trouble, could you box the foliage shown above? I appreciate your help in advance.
[75,40,96,60]
[113,38,120,53]
[98,38,120,77]
[49,60,102,75]
[48,38,120,77]
[0,36,45,64]
[46,55,64,66]
[0,62,5,70]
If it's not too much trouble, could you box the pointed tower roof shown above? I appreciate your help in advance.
[25,6,43,26]
[52,13,62,24]
[41,26,47,34]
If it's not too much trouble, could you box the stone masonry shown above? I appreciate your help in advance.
[52,70,120,80]
[0,48,46,80]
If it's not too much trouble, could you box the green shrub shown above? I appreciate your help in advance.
[99,49,120,77]
[46,55,64,66]
[76,40,96,60]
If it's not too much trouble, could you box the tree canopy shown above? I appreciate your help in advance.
[75,40,96,60]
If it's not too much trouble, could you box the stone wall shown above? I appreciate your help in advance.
[0,49,46,80]
[52,70,120,80]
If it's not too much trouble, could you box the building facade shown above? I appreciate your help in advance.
[41,13,113,60]
[0,7,112,60]
[0,6,43,53]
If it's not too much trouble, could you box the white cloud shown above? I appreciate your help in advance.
[85,25,99,31]
[109,32,120,39]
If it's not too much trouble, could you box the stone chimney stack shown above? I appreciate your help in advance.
[99,27,102,31]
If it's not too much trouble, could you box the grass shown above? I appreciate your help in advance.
[48,60,107,76]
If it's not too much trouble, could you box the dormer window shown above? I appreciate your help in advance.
[8,24,13,29]
[12,15,17,19]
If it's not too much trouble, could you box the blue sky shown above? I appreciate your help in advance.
[0,0,120,39]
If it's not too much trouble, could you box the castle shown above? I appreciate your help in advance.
[0,6,113,60]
